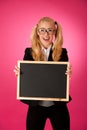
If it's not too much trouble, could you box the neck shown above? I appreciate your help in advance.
[42,44,52,50]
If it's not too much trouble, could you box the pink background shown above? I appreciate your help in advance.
[0,0,87,130]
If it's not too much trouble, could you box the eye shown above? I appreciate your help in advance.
[38,28,45,32]
[48,29,54,32]
[48,29,53,32]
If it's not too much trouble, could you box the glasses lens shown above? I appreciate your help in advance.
[38,28,55,35]
[38,28,45,35]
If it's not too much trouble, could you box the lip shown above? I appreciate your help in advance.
[43,37,50,41]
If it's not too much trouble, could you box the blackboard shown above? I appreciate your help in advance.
[17,61,69,101]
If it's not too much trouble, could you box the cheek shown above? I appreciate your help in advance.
[37,34,42,40]
[50,35,54,41]
[39,36,43,41]
[52,35,55,42]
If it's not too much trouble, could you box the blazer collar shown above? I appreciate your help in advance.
[48,47,53,61]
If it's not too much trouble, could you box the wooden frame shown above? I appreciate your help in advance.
[17,61,70,101]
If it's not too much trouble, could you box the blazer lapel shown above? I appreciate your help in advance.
[48,48,53,61]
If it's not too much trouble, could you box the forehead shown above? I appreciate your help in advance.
[38,21,55,29]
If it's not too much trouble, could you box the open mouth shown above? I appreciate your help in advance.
[43,37,50,41]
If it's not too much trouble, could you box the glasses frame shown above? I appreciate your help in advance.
[38,28,55,35]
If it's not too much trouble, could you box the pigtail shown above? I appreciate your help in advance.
[52,21,63,61]
[30,25,43,61]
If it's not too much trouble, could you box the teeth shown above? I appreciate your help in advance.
[43,38,49,40]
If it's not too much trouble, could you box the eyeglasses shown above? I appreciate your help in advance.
[38,28,55,35]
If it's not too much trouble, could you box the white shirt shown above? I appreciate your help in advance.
[38,45,54,107]
[42,45,52,60]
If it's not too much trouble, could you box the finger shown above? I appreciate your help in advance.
[15,65,20,70]
[66,64,72,74]
[65,71,72,75]
[13,69,18,74]
[67,64,72,70]
[14,66,20,76]
[65,72,71,80]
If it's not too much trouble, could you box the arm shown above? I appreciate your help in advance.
[20,48,39,106]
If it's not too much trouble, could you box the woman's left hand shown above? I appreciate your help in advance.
[65,63,72,79]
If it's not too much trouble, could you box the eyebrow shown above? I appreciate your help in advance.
[39,28,54,29]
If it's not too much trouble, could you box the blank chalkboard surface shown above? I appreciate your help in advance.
[17,61,69,101]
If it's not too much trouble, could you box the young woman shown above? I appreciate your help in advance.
[14,17,72,130]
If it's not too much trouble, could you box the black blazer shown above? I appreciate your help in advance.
[21,47,71,106]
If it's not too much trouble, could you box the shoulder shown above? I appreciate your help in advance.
[62,48,68,54]
[23,47,33,60]
[59,48,69,61]
[24,47,32,53]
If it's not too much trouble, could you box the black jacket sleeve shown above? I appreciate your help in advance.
[20,48,39,106]
[58,48,72,103]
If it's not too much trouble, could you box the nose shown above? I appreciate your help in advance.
[44,30,49,35]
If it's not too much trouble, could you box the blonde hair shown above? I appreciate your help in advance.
[30,17,63,61]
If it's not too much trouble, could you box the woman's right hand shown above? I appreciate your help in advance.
[14,65,20,76]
